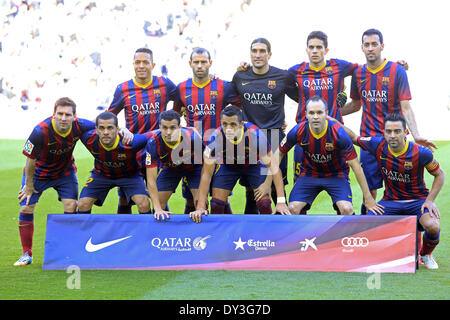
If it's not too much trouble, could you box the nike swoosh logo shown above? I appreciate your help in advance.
[127,94,136,99]
[48,141,57,145]
[300,142,309,146]
[185,95,192,98]
[85,235,132,252]
[360,79,366,83]
[241,82,251,86]
[380,156,387,160]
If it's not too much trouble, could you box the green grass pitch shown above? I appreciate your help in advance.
[0,139,449,300]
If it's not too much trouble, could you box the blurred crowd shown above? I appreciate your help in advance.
[0,0,252,116]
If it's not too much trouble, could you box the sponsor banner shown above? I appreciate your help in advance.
[43,214,416,273]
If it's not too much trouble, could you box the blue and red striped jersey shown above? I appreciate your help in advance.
[279,120,357,178]
[22,117,95,180]
[145,127,203,172]
[350,60,412,136]
[108,76,176,134]
[288,59,358,123]
[80,131,148,179]
[356,136,439,200]
[173,78,241,141]
[205,122,271,168]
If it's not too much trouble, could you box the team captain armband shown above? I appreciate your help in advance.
[425,158,440,173]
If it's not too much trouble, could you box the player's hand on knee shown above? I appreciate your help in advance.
[273,203,291,215]
[18,185,37,206]
[365,199,384,215]
[422,200,440,219]
[189,209,208,223]
[154,209,171,221]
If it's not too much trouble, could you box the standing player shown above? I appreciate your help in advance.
[341,113,444,269]
[145,110,203,221]
[14,97,96,266]
[232,38,299,213]
[77,112,151,215]
[189,105,290,222]
[107,47,177,213]
[341,28,437,215]
[276,96,382,215]
[173,47,241,214]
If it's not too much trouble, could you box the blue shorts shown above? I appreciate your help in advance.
[360,149,383,190]
[157,165,202,192]
[289,176,352,210]
[80,173,148,207]
[20,172,78,206]
[293,144,304,183]
[367,199,428,231]
[213,164,266,191]
[117,168,147,199]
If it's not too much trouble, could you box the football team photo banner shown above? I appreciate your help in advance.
[43,214,416,273]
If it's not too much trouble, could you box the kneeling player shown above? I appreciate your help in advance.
[77,112,151,214]
[145,110,203,220]
[276,96,382,215]
[342,113,444,269]
[190,105,290,222]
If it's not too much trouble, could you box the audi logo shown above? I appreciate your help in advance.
[341,237,369,247]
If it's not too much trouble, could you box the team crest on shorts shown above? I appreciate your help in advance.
[325,143,334,151]
[268,80,276,89]
[24,140,34,155]
[153,89,161,98]
[325,66,334,75]
[404,161,413,170]
[382,77,390,86]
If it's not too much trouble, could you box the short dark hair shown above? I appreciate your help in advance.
[250,38,271,53]
[134,47,153,60]
[159,110,181,126]
[307,31,328,48]
[384,113,407,129]
[54,97,76,114]
[306,95,328,111]
[221,105,243,122]
[96,111,118,127]
[362,28,383,44]
[190,47,211,60]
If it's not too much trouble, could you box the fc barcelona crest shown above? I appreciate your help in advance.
[210,90,218,98]
[325,143,334,151]
[153,89,161,98]
[382,77,390,86]
[268,80,276,89]
[118,153,127,160]
[404,161,413,170]
[325,66,333,75]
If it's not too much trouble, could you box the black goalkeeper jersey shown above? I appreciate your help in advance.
[232,66,298,129]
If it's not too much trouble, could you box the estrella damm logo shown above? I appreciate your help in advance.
[382,77,390,86]
[210,90,218,98]
[325,143,334,151]
[325,66,333,75]
[404,161,413,170]
[153,89,161,98]
[268,80,276,89]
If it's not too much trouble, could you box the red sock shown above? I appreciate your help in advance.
[256,198,272,214]
[420,232,440,256]
[19,213,34,256]
[210,198,226,214]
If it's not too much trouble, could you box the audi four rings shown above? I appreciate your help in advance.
[341,237,369,247]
